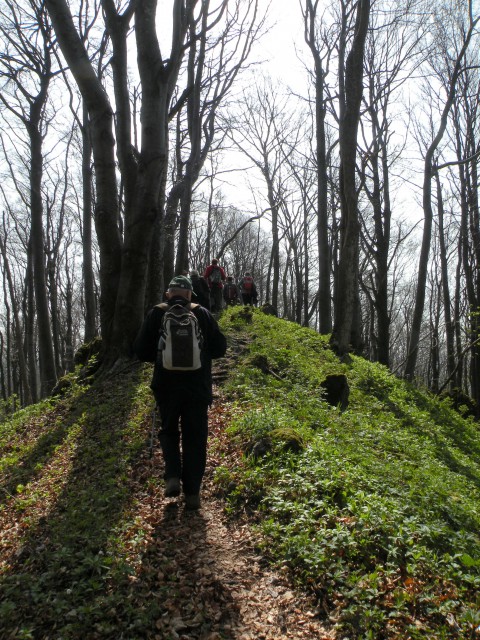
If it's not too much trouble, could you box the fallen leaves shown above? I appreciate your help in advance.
[0,366,335,639]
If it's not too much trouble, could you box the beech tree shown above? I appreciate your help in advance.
[404,0,479,380]
[0,0,58,395]
[42,0,194,363]
[171,0,263,277]
[449,49,480,413]
[331,0,371,357]
[359,0,426,367]
[302,0,334,334]
[42,0,264,365]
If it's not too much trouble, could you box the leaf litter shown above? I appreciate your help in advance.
[128,387,335,640]
[0,356,335,638]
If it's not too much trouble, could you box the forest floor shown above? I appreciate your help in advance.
[0,355,335,640]
[3,311,480,638]
[138,382,335,640]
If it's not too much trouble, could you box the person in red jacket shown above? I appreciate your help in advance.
[204,258,226,312]
[238,271,258,305]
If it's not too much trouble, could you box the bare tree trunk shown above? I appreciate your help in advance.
[25,247,38,402]
[175,174,194,274]
[303,203,310,327]
[436,173,456,389]
[404,7,478,380]
[45,0,122,352]
[29,111,57,396]
[147,213,165,309]
[163,183,182,285]
[303,0,332,334]
[331,0,370,357]
[0,233,31,404]
[428,283,441,394]
[64,266,75,372]
[81,103,97,343]
[0,332,6,402]
[363,96,392,367]
[454,252,463,390]
[267,179,280,310]
[3,297,13,398]
[46,251,61,374]
[462,158,480,413]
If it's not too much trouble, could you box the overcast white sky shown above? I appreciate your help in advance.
[257,1,306,90]
[214,2,311,210]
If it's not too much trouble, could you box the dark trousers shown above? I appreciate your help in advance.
[210,287,223,312]
[157,399,209,495]
[242,293,254,305]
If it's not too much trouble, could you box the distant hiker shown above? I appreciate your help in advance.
[133,275,227,510]
[204,258,226,313]
[239,271,258,306]
[190,269,211,310]
[223,276,239,306]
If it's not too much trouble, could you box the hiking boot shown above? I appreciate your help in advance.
[185,494,201,510]
[165,477,181,498]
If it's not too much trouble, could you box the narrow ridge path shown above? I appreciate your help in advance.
[137,377,334,639]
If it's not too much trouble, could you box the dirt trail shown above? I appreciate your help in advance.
[141,380,335,640]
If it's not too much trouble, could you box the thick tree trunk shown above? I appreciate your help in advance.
[304,0,332,334]
[81,104,97,343]
[110,0,193,359]
[45,0,122,353]
[29,118,57,396]
[331,0,370,357]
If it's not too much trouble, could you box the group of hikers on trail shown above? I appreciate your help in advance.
[190,258,258,312]
[133,259,258,511]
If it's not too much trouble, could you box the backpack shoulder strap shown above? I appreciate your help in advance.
[156,303,169,311]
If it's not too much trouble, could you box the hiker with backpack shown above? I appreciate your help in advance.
[204,258,226,313]
[189,269,211,310]
[133,275,227,510]
[238,271,258,306]
[223,275,239,306]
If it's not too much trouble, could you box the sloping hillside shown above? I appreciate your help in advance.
[216,307,480,639]
[1,306,479,639]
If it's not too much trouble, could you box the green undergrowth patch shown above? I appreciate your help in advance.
[1,309,480,639]
[0,363,156,639]
[217,307,480,639]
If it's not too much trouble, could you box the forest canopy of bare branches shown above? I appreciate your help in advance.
[0,0,479,415]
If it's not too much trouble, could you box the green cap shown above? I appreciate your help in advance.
[168,275,193,291]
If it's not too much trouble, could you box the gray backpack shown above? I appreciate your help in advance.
[157,303,203,371]
[209,267,222,284]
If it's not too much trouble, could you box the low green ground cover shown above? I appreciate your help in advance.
[216,307,480,639]
[0,366,157,639]
[1,308,479,639]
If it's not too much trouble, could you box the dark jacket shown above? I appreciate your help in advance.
[223,282,239,302]
[191,274,211,309]
[133,296,227,405]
